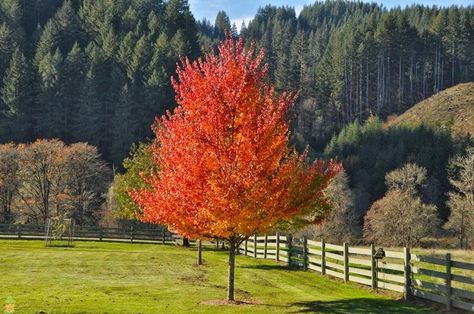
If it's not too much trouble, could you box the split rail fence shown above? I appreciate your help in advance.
[1,224,473,312]
[239,233,474,312]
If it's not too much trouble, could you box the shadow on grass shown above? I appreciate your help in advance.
[239,264,302,272]
[290,298,429,314]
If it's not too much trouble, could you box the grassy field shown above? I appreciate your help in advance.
[0,240,434,314]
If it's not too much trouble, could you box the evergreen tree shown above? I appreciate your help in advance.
[61,42,86,141]
[37,48,62,138]
[111,84,136,166]
[214,11,231,39]
[75,70,101,147]
[1,48,32,141]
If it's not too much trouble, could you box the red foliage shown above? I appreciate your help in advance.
[132,37,341,240]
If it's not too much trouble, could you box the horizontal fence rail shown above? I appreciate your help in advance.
[239,233,474,313]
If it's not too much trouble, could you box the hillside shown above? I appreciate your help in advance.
[386,83,474,137]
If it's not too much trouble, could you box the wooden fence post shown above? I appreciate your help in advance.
[99,227,103,241]
[446,253,452,311]
[321,238,326,275]
[244,239,248,256]
[404,247,411,301]
[197,240,203,265]
[303,236,308,271]
[287,234,293,267]
[161,228,165,244]
[264,234,268,259]
[343,242,349,283]
[130,226,134,244]
[276,232,280,262]
[253,234,257,258]
[371,243,377,289]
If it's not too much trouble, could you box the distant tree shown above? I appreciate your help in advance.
[16,139,110,224]
[16,139,65,223]
[214,11,231,39]
[60,142,110,225]
[0,144,19,223]
[37,49,63,138]
[364,163,439,247]
[385,162,427,194]
[114,143,156,220]
[132,37,341,301]
[1,48,32,141]
[319,170,360,243]
[61,42,87,141]
[75,70,101,147]
[0,22,16,78]
[445,147,474,248]
[110,84,137,166]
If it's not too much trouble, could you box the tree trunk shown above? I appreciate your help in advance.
[197,239,202,265]
[227,239,236,301]
[183,237,190,247]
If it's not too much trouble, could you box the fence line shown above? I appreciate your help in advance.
[1,224,473,312]
[0,224,178,245]
[239,233,474,313]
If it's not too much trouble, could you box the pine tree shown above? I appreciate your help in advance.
[1,48,32,141]
[34,20,59,66]
[128,35,150,82]
[54,0,82,53]
[75,70,101,147]
[0,23,16,78]
[37,48,62,138]
[111,84,136,166]
[61,42,86,141]
[214,11,231,39]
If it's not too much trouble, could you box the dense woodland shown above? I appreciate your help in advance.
[0,0,473,246]
[0,0,473,163]
[0,0,200,166]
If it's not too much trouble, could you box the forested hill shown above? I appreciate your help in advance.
[386,82,474,137]
[200,2,474,152]
[0,1,473,166]
[0,0,200,165]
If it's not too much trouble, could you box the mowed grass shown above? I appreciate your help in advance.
[0,240,431,314]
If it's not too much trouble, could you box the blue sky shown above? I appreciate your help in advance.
[189,0,473,29]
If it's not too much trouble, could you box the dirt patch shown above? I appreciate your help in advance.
[201,299,261,306]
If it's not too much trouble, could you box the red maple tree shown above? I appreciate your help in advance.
[132,37,341,301]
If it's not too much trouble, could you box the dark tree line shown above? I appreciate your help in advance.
[0,0,199,166]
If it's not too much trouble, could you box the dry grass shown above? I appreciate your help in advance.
[386,82,474,138]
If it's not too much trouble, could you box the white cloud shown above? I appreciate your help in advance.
[231,16,254,32]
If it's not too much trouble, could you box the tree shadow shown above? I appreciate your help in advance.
[290,298,430,313]
[239,264,289,271]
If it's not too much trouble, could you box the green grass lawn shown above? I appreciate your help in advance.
[0,240,433,314]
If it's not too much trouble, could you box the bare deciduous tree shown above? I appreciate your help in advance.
[15,139,110,224]
[364,163,439,247]
[445,148,474,248]
[16,139,65,223]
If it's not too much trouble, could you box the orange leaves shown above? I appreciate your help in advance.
[132,37,342,240]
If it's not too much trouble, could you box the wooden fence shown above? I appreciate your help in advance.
[0,224,178,244]
[239,233,474,312]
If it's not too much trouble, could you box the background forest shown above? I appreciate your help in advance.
[0,0,473,246]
